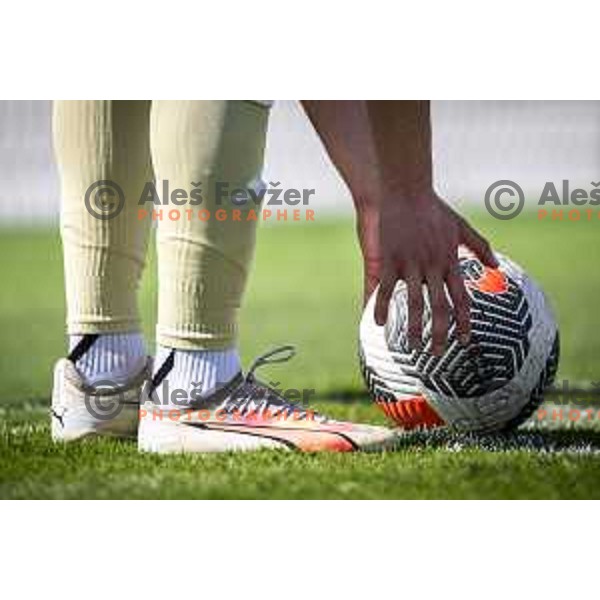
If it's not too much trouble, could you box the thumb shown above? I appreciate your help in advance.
[460,222,498,268]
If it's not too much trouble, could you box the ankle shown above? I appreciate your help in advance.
[152,346,241,406]
[69,333,146,386]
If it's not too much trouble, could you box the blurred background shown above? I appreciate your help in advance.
[1,100,600,222]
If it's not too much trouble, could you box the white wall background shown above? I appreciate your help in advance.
[0,100,598,223]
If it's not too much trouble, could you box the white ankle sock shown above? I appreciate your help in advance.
[153,345,241,407]
[69,333,146,386]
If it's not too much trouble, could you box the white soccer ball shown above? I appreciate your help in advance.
[359,247,559,432]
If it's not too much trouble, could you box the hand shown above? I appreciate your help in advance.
[374,194,498,355]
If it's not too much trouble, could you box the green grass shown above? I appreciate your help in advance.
[1,212,600,499]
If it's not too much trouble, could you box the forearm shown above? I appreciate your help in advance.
[301,100,382,300]
[301,100,380,215]
[365,100,434,202]
[302,100,436,223]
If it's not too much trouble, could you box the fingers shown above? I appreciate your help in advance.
[446,266,471,345]
[406,275,424,351]
[374,272,395,326]
[459,220,498,268]
[427,275,450,356]
[374,263,472,356]
[375,269,464,355]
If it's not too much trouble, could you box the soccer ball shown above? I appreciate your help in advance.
[359,247,559,432]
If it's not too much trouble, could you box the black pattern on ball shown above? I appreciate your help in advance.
[385,257,533,400]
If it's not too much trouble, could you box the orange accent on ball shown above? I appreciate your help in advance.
[376,395,445,429]
[466,267,508,294]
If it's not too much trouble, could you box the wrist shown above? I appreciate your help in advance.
[380,189,437,215]
[380,176,435,205]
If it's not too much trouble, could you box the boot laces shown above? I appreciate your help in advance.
[221,346,322,421]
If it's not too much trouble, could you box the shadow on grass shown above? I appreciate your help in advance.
[317,388,600,405]
[393,427,600,453]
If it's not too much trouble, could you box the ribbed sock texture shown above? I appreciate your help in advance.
[151,101,268,349]
[55,101,153,334]
[153,345,241,406]
[56,101,267,348]
[69,333,146,386]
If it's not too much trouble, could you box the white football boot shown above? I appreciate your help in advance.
[138,346,397,453]
[51,336,151,442]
